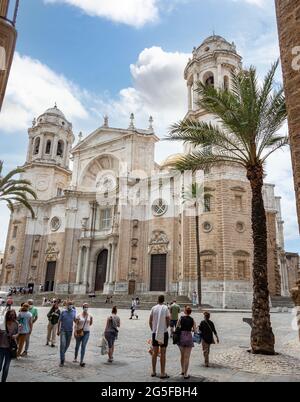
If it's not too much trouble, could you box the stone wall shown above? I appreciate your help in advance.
[276,0,300,232]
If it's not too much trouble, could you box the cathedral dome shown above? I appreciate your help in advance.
[192,35,238,59]
[35,104,72,129]
[43,105,66,119]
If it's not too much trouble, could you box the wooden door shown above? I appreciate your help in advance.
[150,254,167,292]
[95,250,108,292]
[44,261,56,292]
[128,280,136,295]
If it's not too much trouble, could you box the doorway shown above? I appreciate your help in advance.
[95,249,108,292]
[150,254,167,292]
[44,261,56,292]
[128,280,136,295]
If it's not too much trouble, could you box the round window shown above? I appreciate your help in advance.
[152,199,168,217]
[50,217,61,232]
[203,222,213,233]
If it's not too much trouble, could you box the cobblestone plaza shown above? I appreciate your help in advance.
[6,308,300,383]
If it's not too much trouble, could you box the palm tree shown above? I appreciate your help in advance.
[167,61,288,355]
[182,183,204,306]
[0,161,37,217]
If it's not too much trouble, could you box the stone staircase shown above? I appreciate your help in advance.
[9,293,194,309]
[271,296,294,310]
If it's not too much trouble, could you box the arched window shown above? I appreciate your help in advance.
[203,71,215,88]
[33,137,40,155]
[45,140,52,155]
[57,141,64,157]
[224,76,230,91]
[204,194,212,212]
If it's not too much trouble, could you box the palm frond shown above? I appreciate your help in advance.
[170,149,246,172]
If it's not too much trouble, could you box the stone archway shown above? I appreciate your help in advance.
[95,249,108,292]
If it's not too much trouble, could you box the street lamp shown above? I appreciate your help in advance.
[0,0,19,111]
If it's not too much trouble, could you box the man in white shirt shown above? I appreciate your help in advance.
[149,295,170,379]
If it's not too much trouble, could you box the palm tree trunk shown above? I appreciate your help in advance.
[195,211,202,306]
[247,165,275,355]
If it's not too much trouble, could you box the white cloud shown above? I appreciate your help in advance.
[88,46,189,161]
[0,53,88,133]
[44,0,160,28]
[232,0,269,7]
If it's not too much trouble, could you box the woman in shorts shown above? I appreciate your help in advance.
[104,306,120,363]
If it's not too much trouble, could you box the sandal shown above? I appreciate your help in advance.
[160,375,170,380]
[184,375,191,380]
[151,373,157,377]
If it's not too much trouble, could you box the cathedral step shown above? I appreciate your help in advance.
[9,293,193,308]
[271,296,294,308]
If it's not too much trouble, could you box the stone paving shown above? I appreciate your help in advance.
[5,307,300,382]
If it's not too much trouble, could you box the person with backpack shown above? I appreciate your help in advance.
[199,312,219,367]
[46,301,61,347]
[104,306,120,363]
[73,303,93,367]
[0,309,18,382]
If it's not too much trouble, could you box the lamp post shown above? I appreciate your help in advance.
[0,0,19,111]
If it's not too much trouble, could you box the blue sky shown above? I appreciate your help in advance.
[0,0,299,253]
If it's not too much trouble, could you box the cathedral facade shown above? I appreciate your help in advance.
[0,36,290,308]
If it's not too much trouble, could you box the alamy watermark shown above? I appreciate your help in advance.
[292,46,300,71]
[0,46,6,71]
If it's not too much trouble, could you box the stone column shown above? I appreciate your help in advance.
[88,260,95,293]
[38,135,45,159]
[83,246,90,285]
[187,84,192,111]
[217,63,222,89]
[76,247,83,284]
[105,245,112,284]
[109,243,115,283]
[52,136,58,160]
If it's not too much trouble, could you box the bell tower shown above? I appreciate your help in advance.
[22,105,75,200]
[184,35,242,119]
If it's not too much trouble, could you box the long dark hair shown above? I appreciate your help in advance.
[6,309,17,322]
[112,306,117,315]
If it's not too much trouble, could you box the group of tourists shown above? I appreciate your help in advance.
[8,287,34,296]
[150,295,219,380]
[0,295,218,382]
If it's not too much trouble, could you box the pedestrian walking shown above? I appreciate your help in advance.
[177,306,196,379]
[6,296,13,310]
[169,300,181,337]
[57,301,76,367]
[0,309,18,382]
[149,295,170,379]
[24,299,38,356]
[199,312,219,367]
[104,306,120,363]
[192,290,198,307]
[17,303,33,358]
[46,301,61,347]
[74,303,93,367]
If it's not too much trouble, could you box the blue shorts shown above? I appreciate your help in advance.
[105,331,117,348]
[170,320,178,328]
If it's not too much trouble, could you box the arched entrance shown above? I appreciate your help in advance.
[128,280,136,295]
[44,261,56,292]
[95,250,108,292]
